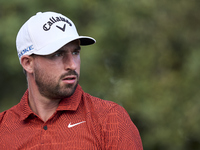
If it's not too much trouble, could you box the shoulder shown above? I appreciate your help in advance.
[83,92,120,112]
[0,105,20,124]
[0,111,7,123]
[82,92,131,121]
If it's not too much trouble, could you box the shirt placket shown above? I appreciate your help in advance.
[40,123,49,146]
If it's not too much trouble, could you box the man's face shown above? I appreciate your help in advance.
[32,40,81,99]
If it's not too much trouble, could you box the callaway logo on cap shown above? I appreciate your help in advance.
[16,11,96,63]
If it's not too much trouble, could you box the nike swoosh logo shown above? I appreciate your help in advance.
[68,121,86,128]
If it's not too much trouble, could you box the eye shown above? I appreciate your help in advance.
[53,52,64,57]
[72,50,80,55]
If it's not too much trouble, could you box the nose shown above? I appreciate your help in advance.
[63,53,78,71]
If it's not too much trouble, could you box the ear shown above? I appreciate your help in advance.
[20,55,34,74]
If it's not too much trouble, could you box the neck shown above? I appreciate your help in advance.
[28,78,60,122]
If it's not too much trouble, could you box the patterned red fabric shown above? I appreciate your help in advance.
[0,85,143,149]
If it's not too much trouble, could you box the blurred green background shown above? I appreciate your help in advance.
[0,0,200,149]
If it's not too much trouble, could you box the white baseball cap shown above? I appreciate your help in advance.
[16,11,96,63]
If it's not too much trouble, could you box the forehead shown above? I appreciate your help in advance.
[35,39,81,58]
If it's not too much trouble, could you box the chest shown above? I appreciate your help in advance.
[0,112,102,150]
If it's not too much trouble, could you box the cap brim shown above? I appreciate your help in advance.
[33,36,96,56]
[79,36,96,45]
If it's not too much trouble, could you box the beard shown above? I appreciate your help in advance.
[34,68,79,100]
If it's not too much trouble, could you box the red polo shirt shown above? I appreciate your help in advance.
[0,85,143,149]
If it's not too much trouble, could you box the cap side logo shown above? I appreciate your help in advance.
[18,45,34,59]
[43,16,72,31]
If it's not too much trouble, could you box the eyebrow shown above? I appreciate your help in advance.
[48,46,80,56]
[58,45,81,51]
[75,46,81,51]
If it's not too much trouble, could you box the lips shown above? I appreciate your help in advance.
[62,75,77,84]
[63,76,76,80]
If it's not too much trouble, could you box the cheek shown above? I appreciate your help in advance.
[76,59,81,73]
[34,62,58,79]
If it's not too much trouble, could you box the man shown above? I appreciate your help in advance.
[0,12,143,149]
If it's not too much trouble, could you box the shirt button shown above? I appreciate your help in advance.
[43,125,47,130]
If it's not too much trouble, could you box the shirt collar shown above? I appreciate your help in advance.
[57,85,82,111]
[19,84,83,121]
[19,90,33,121]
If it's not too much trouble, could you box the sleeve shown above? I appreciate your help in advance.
[101,104,143,150]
